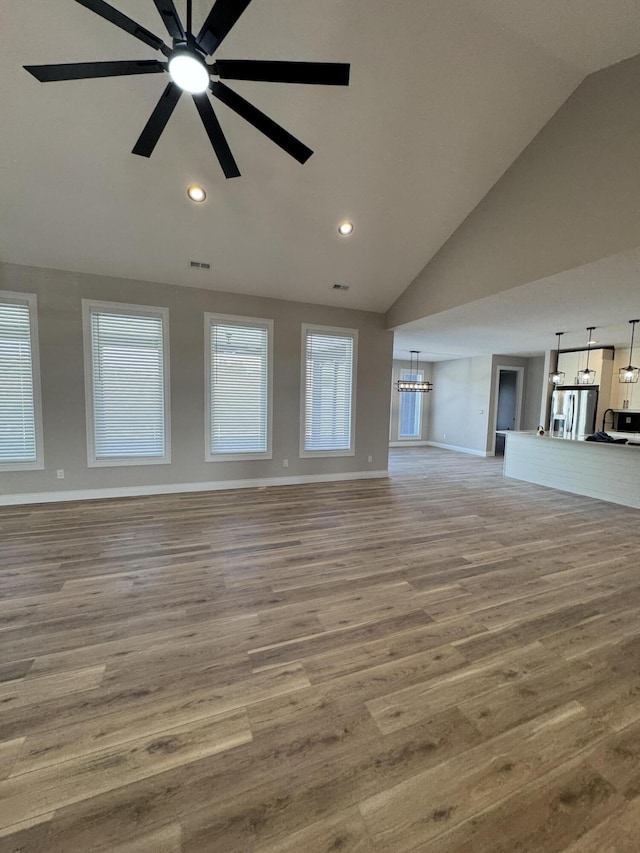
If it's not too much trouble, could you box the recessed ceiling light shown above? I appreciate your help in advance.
[338,221,354,236]
[187,185,207,203]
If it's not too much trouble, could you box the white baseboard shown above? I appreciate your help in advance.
[426,441,489,458]
[389,441,429,447]
[0,470,389,507]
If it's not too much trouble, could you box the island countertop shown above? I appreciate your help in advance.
[503,431,640,509]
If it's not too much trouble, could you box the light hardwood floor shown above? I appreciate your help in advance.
[1,447,640,852]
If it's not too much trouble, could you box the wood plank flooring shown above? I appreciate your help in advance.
[1,447,639,852]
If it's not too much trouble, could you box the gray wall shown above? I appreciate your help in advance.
[389,359,432,443]
[427,353,544,455]
[387,53,640,328]
[522,356,546,431]
[0,263,393,499]
[428,356,493,454]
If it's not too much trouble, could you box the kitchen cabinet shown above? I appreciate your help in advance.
[609,381,637,411]
[505,431,640,509]
[609,347,639,411]
[556,350,581,384]
[557,348,607,384]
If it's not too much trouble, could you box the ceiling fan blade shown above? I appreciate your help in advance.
[211,81,313,164]
[132,82,182,157]
[24,60,166,82]
[152,0,184,41]
[74,0,169,55]
[197,0,253,56]
[192,94,240,179]
[214,60,350,86]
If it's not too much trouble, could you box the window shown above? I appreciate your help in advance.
[206,314,272,461]
[83,301,170,466]
[301,325,357,456]
[0,292,43,470]
[399,370,423,438]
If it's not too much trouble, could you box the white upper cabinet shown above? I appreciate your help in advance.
[557,349,606,385]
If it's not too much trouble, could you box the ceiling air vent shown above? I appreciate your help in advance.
[333,282,349,291]
[189,260,211,270]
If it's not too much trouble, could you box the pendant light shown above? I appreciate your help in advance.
[397,351,433,392]
[576,327,597,385]
[548,332,565,385]
[619,319,640,384]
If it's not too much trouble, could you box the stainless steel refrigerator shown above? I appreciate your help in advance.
[550,387,598,439]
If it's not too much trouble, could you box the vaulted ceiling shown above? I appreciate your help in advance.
[393,247,640,361]
[2,1,640,315]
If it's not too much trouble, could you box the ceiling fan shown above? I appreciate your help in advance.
[24,0,351,178]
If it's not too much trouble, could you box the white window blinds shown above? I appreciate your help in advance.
[303,328,356,453]
[87,305,168,462]
[0,298,39,464]
[208,317,271,457]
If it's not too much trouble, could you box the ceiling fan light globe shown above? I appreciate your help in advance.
[169,51,210,94]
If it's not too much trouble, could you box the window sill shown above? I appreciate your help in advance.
[0,460,45,472]
[206,452,272,463]
[88,456,172,468]
[299,449,356,458]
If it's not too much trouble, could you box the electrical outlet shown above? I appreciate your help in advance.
[283,459,289,468]
[443,433,446,439]
[367,455,373,463]
[56,469,65,479]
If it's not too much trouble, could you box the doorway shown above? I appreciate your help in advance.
[493,366,524,455]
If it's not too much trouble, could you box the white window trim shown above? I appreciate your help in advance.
[398,368,424,440]
[0,291,44,472]
[300,323,358,458]
[204,312,274,463]
[82,299,171,468]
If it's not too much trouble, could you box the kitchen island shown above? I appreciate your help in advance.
[503,431,640,509]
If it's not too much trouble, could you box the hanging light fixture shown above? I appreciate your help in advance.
[397,351,432,392]
[548,331,565,385]
[576,327,597,385]
[619,319,640,384]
